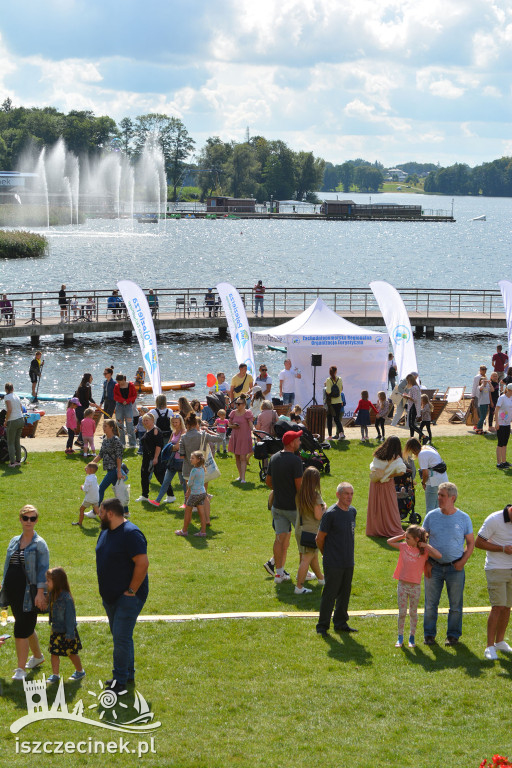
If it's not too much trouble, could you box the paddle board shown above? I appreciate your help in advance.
[6,392,70,402]
[267,345,287,353]
[136,380,195,394]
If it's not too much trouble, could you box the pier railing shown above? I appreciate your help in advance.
[0,287,505,327]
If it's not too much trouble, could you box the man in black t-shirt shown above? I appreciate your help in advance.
[96,497,149,693]
[265,431,303,584]
[316,482,357,635]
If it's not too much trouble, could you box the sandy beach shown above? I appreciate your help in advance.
[26,407,482,453]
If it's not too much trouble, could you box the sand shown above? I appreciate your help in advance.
[25,406,482,453]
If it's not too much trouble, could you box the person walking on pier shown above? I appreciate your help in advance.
[253,281,265,317]
[58,285,68,323]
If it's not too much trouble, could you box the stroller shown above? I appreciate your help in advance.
[394,471,421,526]
[254,418,330,482]
[0,410,28,464]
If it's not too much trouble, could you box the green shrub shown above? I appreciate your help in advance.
[0,229,48,258]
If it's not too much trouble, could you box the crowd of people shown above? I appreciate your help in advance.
[2,342,512,687]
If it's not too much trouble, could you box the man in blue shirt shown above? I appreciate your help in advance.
[423,482,474,646]
[96,498,149,692]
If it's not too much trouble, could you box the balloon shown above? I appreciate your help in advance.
[206,373,217,387]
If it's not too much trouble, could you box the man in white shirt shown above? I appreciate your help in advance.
[279,359,301,406]
[476,506,512,660]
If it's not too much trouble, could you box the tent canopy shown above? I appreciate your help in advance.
[253,298,389,417]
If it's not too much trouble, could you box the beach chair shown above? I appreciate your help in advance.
[443,386,465,409]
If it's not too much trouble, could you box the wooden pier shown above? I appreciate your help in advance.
[0,287,505,344]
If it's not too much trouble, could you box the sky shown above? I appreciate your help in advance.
[1,0,511,167]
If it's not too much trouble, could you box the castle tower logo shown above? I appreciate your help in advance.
[10,676,161,735]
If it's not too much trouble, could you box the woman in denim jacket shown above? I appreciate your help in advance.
[1,505,49,680]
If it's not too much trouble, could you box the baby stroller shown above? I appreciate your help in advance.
[0,410,28,464]
[394,471,421,526]
[254,419,331,482]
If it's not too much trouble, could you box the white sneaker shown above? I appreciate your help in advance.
[135,496,148,502]
[25,655,44,669]
[166,496,176,503]
[494,640,512,652]
[274,573,291,584]
[294,586,312,594]
[305,571,316,581]
[317,579,325,586]
[84,510,98,519]
[484,646,498,660]
[12,668,26,680]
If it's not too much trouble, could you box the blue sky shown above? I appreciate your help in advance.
[1,0,511,166]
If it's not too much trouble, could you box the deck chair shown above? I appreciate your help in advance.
[443,386,465,408]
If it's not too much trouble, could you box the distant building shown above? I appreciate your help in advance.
[206,196,256,213]
[321,200,423,219]
[386,168,408,181]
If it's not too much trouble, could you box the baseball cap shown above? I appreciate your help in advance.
[282,430,303,446]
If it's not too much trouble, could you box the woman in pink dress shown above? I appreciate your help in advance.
[366,436,406,537]
[228,395,254,483]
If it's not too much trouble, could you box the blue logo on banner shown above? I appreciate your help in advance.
[235,329,249,349]
[375,336,383,343]
[392,325,411,344]
[144,349,158,374]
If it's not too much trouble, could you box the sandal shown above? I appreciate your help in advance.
[175,529,188,536]
[193,531,207,537]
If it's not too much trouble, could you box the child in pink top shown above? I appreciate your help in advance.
[214,409,229,454]
[387,525,441,648]
[65,397,80,455]
[80,407,97,457]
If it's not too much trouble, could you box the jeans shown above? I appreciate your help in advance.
[102,594,144,685]
[116,403,136,447]
[424,561,465,640]
[282,392,295,405]
[255,296,264,316]
[156,466,187,502]
[316,565,353,632]
[425,485,439,512]
[477,404,488,430]
[6,417,24,463]
[391,400,405,426]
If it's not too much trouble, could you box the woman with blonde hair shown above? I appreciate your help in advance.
[295,467,325,593]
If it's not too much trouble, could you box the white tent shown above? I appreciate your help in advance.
[253,298,389,416]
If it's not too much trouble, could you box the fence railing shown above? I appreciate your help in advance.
[0,287,505,327]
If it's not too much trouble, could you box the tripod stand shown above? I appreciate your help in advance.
[303,354,322,410]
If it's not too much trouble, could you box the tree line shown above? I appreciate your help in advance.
[424,158,512,196]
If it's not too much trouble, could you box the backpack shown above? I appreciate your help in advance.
[330,379,340,398]
[155,408,171,434]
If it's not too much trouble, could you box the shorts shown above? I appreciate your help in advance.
[271,506,297,535]
[83,496,99,507]
[497,425,511,447]
[187,493,206,507]
[486,568,512,607]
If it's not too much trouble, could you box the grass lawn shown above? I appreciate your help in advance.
[0,434,510,766]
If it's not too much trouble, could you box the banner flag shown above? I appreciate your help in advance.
[117,280,162,396]
[369,280,418,380]
[216,282,255,378]
[499,280,512,355]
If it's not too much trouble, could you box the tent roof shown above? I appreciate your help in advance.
[253,297,384,343]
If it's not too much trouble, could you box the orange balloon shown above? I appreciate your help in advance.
[206,373,217,387]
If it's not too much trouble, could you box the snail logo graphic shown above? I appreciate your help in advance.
[10,676,161,735]
[392,325,411,344]
[235,329,249,349]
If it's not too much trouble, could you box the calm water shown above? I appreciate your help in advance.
[0,192,510,412]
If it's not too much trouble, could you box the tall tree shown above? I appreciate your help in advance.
[196,136,232,199]
[338,162,354,193]
[295,151,325,201]
[117,117,135,156]
[167,117,195,200]
[226,143,260,197]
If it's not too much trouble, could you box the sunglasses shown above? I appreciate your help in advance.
[21,515,37,522]
[260,368,267,371]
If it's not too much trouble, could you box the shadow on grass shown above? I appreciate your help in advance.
[401,640,486,677]
[230,481,257,490]
[319,631,373,666]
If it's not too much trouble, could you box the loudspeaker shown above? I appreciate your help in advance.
[311,354,322,367]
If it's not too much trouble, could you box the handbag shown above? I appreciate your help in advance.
[201,433,221,483]
[114,478,131,506]
[300,530,318,549]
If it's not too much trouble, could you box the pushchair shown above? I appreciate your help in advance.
[254,418,330,482]
[0,410,28,464]
[394,471,421,526]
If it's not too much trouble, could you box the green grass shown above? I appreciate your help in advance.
[0,435,509,766]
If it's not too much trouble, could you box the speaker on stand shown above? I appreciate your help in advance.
[304,354,323,409]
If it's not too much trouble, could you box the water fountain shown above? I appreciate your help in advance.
[8,137,167,227]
